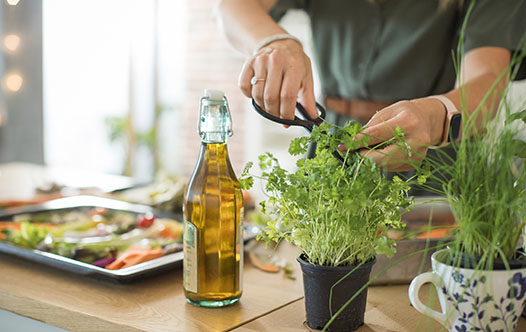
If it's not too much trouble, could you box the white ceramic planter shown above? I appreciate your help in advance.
[409,249,526,332]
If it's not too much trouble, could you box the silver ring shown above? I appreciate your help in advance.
[250,77,265,85]
[404,142,413,158]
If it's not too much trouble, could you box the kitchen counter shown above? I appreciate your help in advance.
[1,242,525,332]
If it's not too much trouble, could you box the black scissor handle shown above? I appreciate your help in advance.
[251,99,326,132]
[251,99,348,167]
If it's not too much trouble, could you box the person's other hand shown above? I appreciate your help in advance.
[238,39,317,121]
[343,98,446,172]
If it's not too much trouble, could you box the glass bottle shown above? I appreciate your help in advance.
[183,89,243,307]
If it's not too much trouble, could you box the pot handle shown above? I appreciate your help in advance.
[408,272,449,328]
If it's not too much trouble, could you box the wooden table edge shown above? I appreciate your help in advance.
[0,289,143,332]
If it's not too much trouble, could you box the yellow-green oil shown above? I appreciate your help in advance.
[183,142,243,307]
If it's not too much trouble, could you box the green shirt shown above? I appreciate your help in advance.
[270,0,526,102]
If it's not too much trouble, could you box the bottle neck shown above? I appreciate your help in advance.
[199,142,229,164]
[201,132,227,144]
[198,96,232,144]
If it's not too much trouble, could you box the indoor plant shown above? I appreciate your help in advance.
[408,32,526,331]
[409,104,526,332]
[241,121,420,331]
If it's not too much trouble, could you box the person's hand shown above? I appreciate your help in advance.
[344,98,446,172]
[238,39,317,121]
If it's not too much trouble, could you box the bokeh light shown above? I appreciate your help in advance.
[4,73,23,92]
[4,34,21,52]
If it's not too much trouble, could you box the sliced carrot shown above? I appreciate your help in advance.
[249,251,280,273]
[0,222,21,231]
[105,246,163,270]
[416,227,455,239]
[158,219,184,240]
[0,222,19,240]
[0,222,56,230]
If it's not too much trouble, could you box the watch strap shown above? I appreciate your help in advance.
[428,95,461,149]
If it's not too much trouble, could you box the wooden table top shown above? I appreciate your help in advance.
[0,242,304,332]
[1,242,525,332]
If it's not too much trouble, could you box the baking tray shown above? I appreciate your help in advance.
[0,195,259,283]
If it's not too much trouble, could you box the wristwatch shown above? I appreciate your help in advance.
[428,95,462,149]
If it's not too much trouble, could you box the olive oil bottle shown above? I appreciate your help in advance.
[183,89,243,307]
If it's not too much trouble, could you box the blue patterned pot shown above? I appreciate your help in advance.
[409,249,526,332]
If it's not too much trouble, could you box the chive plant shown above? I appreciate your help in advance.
[413,14,526,268]
[419,102,526,268]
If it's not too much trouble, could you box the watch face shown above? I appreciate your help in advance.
[449,113,462,142]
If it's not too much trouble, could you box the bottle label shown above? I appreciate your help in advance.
[183,220,198,293]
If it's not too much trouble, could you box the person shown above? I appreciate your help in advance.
[217,0,525,171]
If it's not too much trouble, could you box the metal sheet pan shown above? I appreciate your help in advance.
[0,195,259,283]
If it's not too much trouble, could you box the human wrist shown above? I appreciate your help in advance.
[412,97,447,147]
[253,34,302,55]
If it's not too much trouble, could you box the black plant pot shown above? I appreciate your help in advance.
[297,254,376,332]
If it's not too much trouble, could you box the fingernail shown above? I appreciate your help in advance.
[337,144,347,151]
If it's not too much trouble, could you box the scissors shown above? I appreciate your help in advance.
[251,99,347,166]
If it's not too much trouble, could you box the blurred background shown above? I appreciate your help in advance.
[0,0,313,186]
[0,0,525,199]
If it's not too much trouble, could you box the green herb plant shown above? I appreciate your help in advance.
[413,11,526,268]
[420,105,526,268]
[241,121,423,267]
[451,110,526,263]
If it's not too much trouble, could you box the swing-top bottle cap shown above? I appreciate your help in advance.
[204,89,225,101]
[199,89,232,142]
